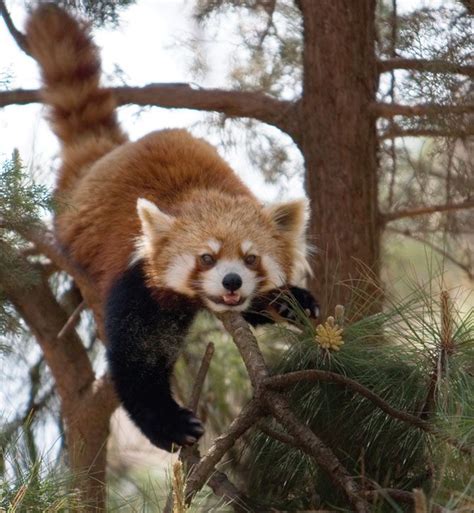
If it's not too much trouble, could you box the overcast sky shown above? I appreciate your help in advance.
[1,0,447,201]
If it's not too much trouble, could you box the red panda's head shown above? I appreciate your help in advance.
[134,190,311,312]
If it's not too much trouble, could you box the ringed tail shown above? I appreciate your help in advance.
[25,4,127,191]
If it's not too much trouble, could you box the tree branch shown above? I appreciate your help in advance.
[258,420,298,447]
[382,200,474,223]
[387,227,473,281]
[379,125,474,140]
[0,85,299,137]
[0,0,29,54]
[373,102,474,118]
[186,398,262,502]
[378,58,474,76]
[170,342,251,513]
[215,312,369,513]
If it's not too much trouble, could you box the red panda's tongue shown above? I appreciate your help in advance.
[222,293,241,305]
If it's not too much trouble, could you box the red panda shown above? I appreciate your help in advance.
[25,4,318,451]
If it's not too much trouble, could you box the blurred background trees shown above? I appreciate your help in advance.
[0,0,472,511]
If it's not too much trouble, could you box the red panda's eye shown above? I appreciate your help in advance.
[200,254,215,267]
[244,254,258,267]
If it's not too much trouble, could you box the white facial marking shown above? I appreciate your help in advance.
[261,255,286,290]
[200,259,257,301]
[241,240,254,254]
[164,254,196,296]
[206,239,221,254]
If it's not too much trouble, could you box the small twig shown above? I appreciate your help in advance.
[188,342,215,413]
[257,420,298,447]
[382,200,474,223]
[57,300,86,339]
[168,343,250,513]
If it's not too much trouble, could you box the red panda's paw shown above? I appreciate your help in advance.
[151,405,204,452]
[272,286,320,323]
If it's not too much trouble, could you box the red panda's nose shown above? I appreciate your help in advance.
[222,273,242,292]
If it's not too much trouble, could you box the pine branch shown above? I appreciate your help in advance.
[382,200,474,223]
[0,0,29,54]
[0,85,299,137]
[378,58,474,76]
[265,370,472,455]
[374,102,474,118]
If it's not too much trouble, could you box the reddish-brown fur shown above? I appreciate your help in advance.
[26,5,306,299]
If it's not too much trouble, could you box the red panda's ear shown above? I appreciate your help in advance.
[137,198,175,242]
[264,199,309,239]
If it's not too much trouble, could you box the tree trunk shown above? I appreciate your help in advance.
[1,263,116,512]
[298,0,381,315]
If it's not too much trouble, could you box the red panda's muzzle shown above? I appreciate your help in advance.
[208,292,244,307]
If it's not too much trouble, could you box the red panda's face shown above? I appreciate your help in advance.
[135,193,310,312]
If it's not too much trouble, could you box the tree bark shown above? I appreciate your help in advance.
[0,254,117,511]
[298,0,380,313]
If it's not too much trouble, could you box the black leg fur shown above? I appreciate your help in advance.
[105,262,203,451]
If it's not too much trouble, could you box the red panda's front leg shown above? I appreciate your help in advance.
[105,263,204,452]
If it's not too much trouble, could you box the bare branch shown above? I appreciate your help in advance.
[0,0,29,54]
[374,102,474,118]
[57,300,86,339]
[378,58,474,76]
[0,85,299,137]
[387,227,473,280]
[382,200,474,223]
[171,342,250,513]
[187,342,215,413]
[379,126,474,140]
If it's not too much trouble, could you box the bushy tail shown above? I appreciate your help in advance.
[25,4,126,189]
